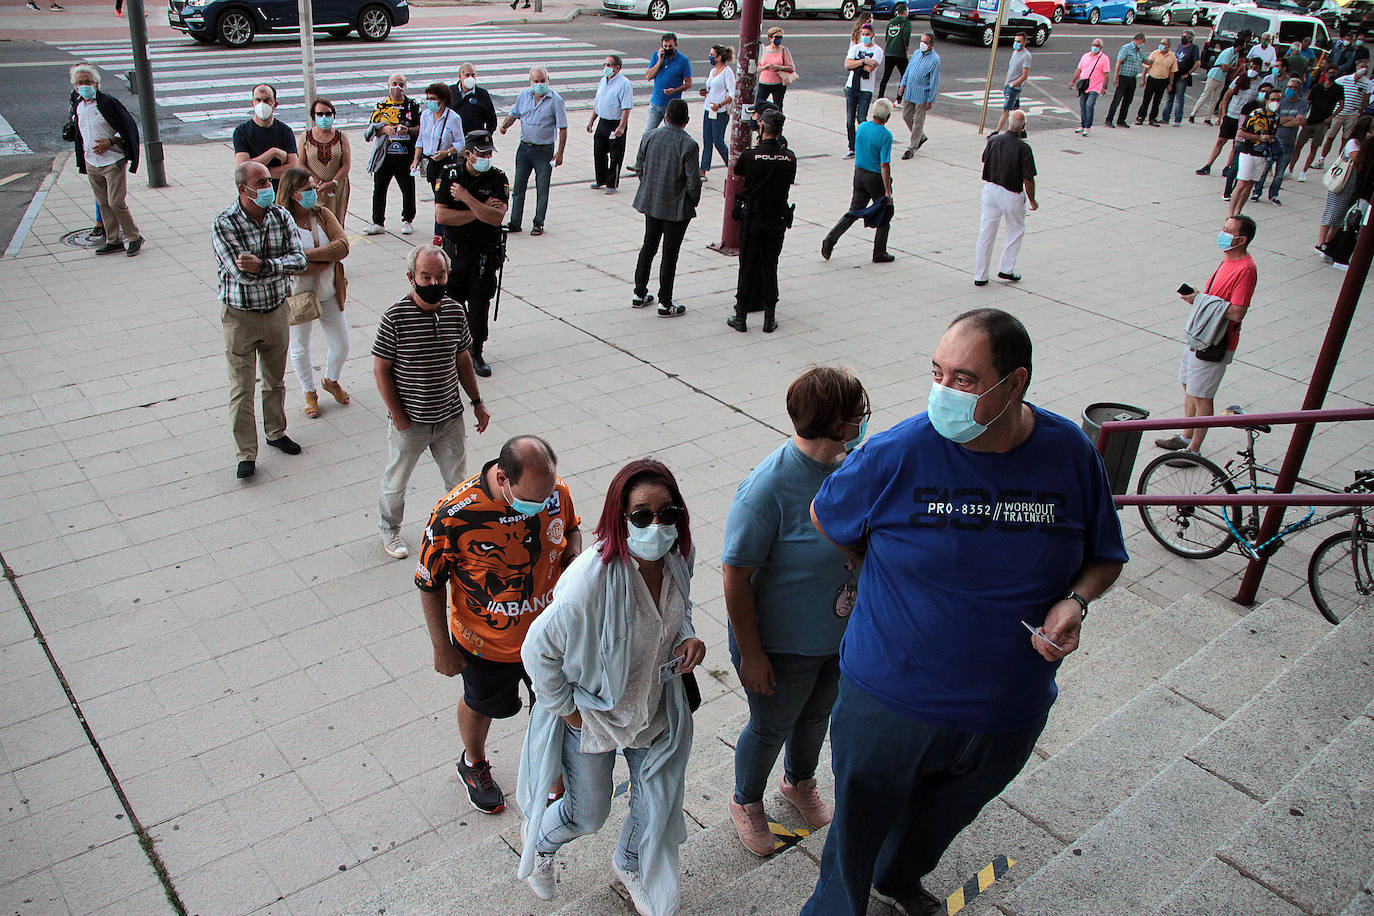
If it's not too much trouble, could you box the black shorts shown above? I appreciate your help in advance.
[458,645,529,719]
[1219,116,1239,140]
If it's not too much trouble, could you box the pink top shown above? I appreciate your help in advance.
[1076,51,1111,94]
[759,46,793,86]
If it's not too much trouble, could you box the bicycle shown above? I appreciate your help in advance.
[1134,406,1373,624]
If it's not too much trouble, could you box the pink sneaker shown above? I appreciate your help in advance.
[728,799,776,856]
[779,776,832,828]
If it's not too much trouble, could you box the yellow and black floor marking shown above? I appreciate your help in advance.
[945,856,1015,915]
[768,821,810,852]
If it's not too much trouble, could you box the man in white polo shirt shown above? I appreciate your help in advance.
[587,55,634,193]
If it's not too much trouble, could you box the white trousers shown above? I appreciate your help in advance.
[974,182,1027,282]
[288,295,349,392]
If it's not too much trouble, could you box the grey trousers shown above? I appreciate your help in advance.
[377,416,467,532]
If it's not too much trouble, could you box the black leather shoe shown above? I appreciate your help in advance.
[726,315,747,332]
[125,236,143,257]
[901,149,915,160]
[820,237,834,260]
[973,279,989,286]
[762,319,778,333]
[95,241,124,255]
[873,252,895,263]
[998,271,1022,282]
[236,460,255,479]
[470,346,491,377]
[266,436,301,455]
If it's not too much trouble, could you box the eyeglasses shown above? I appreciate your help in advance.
[626,505,682,528]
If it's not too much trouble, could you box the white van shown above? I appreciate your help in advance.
[1208,7,1332,50]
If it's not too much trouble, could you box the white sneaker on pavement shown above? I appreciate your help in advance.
[400,221,414,235]
[613,863,653,916]
[363,223,385,235]
[527,852,556,900]
[382,529,409,559]
[1296,170,1307,182]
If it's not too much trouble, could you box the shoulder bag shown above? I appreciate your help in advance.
[779,49,800,85]
[1323,152,1352,193]
[286,216,323,326]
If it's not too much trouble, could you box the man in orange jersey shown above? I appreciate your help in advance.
[415,435,581,814]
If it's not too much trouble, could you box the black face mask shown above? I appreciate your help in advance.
[414,282,445,304]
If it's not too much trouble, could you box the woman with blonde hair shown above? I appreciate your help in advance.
[299,97,350,228]
[276,167,351,418]
[699,44,737,178]
[758,28,796,108]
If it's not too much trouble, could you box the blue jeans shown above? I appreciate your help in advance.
[509,140,553,229]
[1256,145,1291,199]
[701,112,729,171]
[844,87,872,152]
[535,723,650,872]
[800,677,1046,916]
[1162,80,1188,123]
[1079,90,1099,129]
[729,642,841,806]
[645,103,667,133]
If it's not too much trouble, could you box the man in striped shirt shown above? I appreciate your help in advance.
[373,245,492,560]
[213,160,307,480]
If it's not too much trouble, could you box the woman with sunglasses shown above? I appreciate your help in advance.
[517,458,704,915]
[721,366,869,857]
[299,97,350,229]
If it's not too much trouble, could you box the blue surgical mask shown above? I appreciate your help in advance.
[76,84,97,100]
[626,523,677,562]
[299,189,318,208]
[426,99,440,113]
[252,186,275,208]
[503,482,547,519]
[709,55,717,64]
[1013,41,1022,50]
[861,35,873,46]
[1217,230,1235,251]
[772,36,782,45]
[845,418,868,452]
[927,374,1012,444]
[472,155,493,172]
[316,114,334,129]
[603,66,616,78]
[1285,87,1298,98]
[532,82,548,97]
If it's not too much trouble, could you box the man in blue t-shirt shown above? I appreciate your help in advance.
[644,32,694,134]
[820,98,895,264]
[800,308,1127,916]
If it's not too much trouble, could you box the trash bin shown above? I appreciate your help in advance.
[1081,403,1150,496]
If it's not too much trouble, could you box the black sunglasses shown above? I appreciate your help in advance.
[626,505,682,528]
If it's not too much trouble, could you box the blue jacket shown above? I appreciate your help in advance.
[901,49,942,104]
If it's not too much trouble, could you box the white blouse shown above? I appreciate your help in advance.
[703,66,737,118]
[294,219,335,302]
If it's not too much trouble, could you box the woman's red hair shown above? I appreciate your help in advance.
[595,458,692,565]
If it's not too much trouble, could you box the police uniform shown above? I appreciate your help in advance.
[434,158,509,371]
[732,136,797,331]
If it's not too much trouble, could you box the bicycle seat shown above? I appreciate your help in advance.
[1222,405,1271,434]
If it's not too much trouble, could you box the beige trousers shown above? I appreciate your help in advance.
[87,160,140,243]
[222,304,289,461]
[902,101,929,154]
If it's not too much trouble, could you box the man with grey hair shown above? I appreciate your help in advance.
[500,67,568,235]
[822,98,895,264]
[69,63,143,256]
[974,110,1038,286]
[212,160,307,480]
[373,245,491,559]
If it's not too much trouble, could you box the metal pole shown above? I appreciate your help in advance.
[298,0,317,115]
[1233,206,1373,606]
[714,0,764,256]
[125,0,166,187]
[978,0,1009,133]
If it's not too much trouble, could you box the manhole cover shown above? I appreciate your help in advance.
[62,229,104,249]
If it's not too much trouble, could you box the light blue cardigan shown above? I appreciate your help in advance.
[517,545,697,916]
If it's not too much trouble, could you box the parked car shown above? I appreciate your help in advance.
[609,0,740,19]
[1310,0,1374,39]
[169,0,408,46]
[931,0,1052,46]
[1064,0,1137,23]
[763,0,856,17]
[1200,7,1331,64]
[1025,0,1068,21]
[1137,0,1204,23]
[871,0,940,17]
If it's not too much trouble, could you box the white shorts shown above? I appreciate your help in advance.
[1236,153,1268,182]
[1179,348,1232,400]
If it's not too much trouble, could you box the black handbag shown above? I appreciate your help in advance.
[1192,339,1228,362]
[683,671,701,712]
[62,118,76,143]
[1076,78,1089,95]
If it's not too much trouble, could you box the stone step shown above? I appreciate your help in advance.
[1037,594,1240,757]
[690,845,819,916]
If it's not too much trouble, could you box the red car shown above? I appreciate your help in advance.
[1026,0,1066,20]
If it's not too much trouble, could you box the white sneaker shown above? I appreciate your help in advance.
[613,863,653,916]
[1296,170,1307,182]
[527,852,556,900]
[1081,127,1090,137]
[1313,157,1325,169]
[363,223,385,235]
[382,529,409,559]
[400,221,414,235]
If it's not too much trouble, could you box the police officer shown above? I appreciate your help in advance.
[729,109,796,334]
[434,131,510,378]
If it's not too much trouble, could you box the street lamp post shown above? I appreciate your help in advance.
[712,0,765,256]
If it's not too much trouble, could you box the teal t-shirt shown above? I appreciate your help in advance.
[721,439,852,657]
[854,120,892,174]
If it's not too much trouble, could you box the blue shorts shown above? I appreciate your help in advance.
[1003,85,1022,111]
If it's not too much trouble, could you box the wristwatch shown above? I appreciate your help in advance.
[1062,590,1089,620]
[470,396,483,407]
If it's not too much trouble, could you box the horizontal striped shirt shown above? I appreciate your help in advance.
[372,294,472,424]
[212,201,307,312]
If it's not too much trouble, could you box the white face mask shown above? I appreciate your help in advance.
[253,101,273,120]
[1267,100,1280,111]
[462,76,477,91]
[626,523,677,562]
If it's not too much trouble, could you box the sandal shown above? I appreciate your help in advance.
[303,391,321,418]
[321,378,350,405]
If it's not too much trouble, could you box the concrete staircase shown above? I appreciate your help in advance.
[335,589,1374,916]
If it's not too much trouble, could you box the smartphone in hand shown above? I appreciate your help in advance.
[1178,283,1195,296]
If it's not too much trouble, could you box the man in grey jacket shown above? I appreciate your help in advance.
[631,98,701,317]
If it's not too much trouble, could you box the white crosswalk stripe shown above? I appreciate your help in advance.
[53,26,649,141]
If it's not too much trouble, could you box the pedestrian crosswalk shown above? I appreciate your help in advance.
[52,26,649,142]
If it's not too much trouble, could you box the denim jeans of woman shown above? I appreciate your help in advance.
[845,87,872,152]
[701,112,730,172]
[1079,90,1099,129]
[730,641,841,805]
[535,723,650,873]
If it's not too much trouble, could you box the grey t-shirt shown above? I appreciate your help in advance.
[1006,48,1032,87]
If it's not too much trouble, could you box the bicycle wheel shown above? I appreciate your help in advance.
[1307,528,1372,625]
[1137,452,1240,559]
